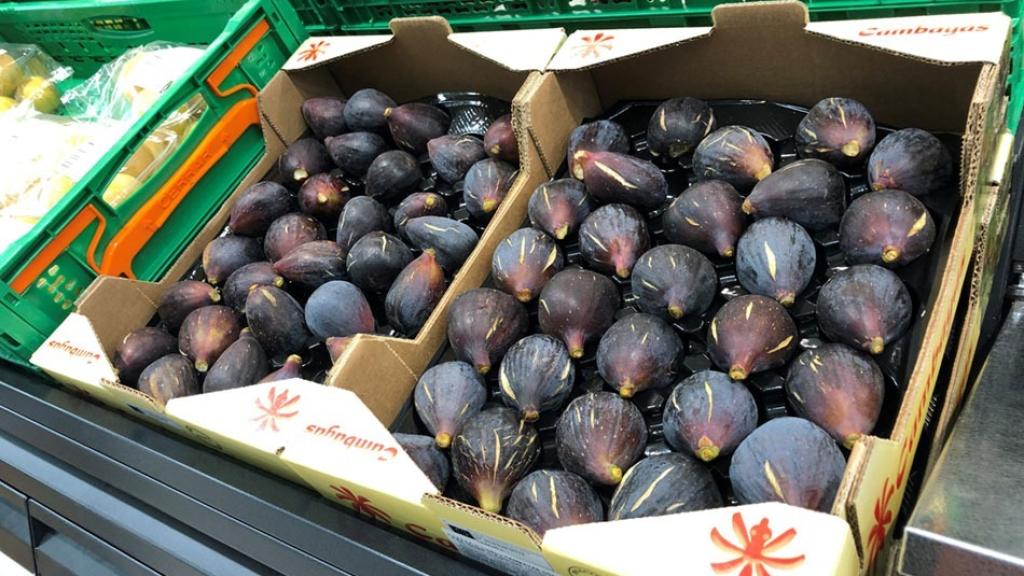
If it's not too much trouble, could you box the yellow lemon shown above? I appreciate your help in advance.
[16,76,61,114]
[0,53,24,98]
[0,96,16,113]
[102,173,140,207]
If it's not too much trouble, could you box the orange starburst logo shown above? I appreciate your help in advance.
[252,386,301,432]
[298,40,330,63]
[711,512,805,576]
[573,32,615,59]
[331,484,392,524]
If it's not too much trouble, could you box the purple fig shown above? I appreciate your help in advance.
[646,97,716,158]
[663,180,746,258]
[113,327,177,387]
[507,470,603,536]
[386,102,450,154]
[452,408,539,512]
[839,189,936,267]
[743,159,846,231]
[538,268,619,358]
[663,370,757,461]
[693,126,774,191]
[326,336,352,364]
[203,236,263,285]
[228,181,293,236]
[632,244,716,321]
[796,97,876,168]
[464,158,516,219]
[346,231,413,293]
[325,132,389,177]
[492,228,564,303]
[157,280,221,332]
[264,212,327,263]
[336,195,391,252]
[414,361,487,448]
[301,96,347,140]
[273,240,347,288]
[707,295,797,380]
[579,203,650,279]
[427,135,486,183]
[222,262,284,312]
[278,138,332,190]
[817,264,912,354]
[597,313,684,398]
[577,151,668,210]
[609,453,722,520]
[448,288,528,375]
[498,334,575,422]
[204,329,268,393]
[386,251,447,335]
[298,171,351,222]
[736,217,817,306]
[246,286,312,357]
[366,150,422,203]
[178,305,241,372]
[394,433,450,491]
[484,114,518,164]
[868,128,953,196]
[568,120,630,180]
[394,192,447,238]
[259,354,303,383]
[405,216,479,271]
[137,354,198,403]
[556,392,647,485]
[528,178,594,241]
[304,281,375,340]
[343,88,395,133]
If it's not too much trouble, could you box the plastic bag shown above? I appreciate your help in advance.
[0,43,73,115]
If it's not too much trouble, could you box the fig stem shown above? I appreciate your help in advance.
[607,465,623,484]
[488,144,501,156]
[882,247,901,263]
[869,337,885,355]
[754,164,771,181]
[668,304,685,320]
[435,433,452,449]
[554,225,569,240]
[778,293,796,307]
[515,289,532,303]
[210,289,222,302]
[697,444,720,462]
[195,360,209,373]
[720,246,735,258]
[477,491,503,514]
[741,199,754,215]
[843,433,862,450]
[729,366,748,381]
[482,198,499,213]
[523,409,540,422]
[841,140,861,157]
[293,168,308,181]
[618,382,635,398]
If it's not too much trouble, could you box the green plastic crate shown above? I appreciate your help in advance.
[0,0,307,368]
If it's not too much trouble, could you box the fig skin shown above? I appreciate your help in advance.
[506,470,603,536]
[491,228,564,303]
[464,158,517,219]
[839,189,936,268]
[336,196,392,252]
[868,128,953,196]
[795,97,876,168]
[326,336,352,364]
[646,97,716,158]
[817,264,912,355]
[228,181,294,236]
[343,88,395,133]
[245,286,313,357]
[178,305,241,373]
[451,408,539,513]
[278,138,332,190]
[693,126,774,191]
[393,192,447,238]
[222,262,284,312]
[427,135,487,183]
[273,241,348,288]
[301,96,347,140]
[743,158,846,231]
[787,344,884,448]
[631,244,716,321]
[366,150,422,203]
[730,417,846,512]
[498,334,575,422]
[484,114,518,164]
[394,433,450,491]
[736,217,817,306]
[404,216,479,271]
[157,280,221,333]
[597,313,684,398]
[663,370,758,462]
[609,453,722,520]
[556,392,647,486]
[707,294,798,381]
[663,180,746,258]
[113,327,178,387]
[137,354,199,403]
[528,178,594,240]
[304,281,375,340]
[577,151,668,210]
[447,288,528,375]
[264,213,327,263]
[538,268,620,359]
[202,236,264,285]
[325,132,389,178]
[346,231,413,293]
[385,102,450,155]
[298,171,351,222]
[414,361,487,449]
[385,251,447,336]
[568,120,630,180]
[579,203,650,279]
[259,354,303,383]
[203,329,268,393]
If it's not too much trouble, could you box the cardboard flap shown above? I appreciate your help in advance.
[283,35,393,70]
[712,0,808,29]
[547,28,711,71]
[449,28,566,72]
[31,313,117,389]
[76,276,163,354]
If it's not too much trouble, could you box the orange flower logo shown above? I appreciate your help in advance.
[711,512,805,576]
[331,484,392,524]
[252,386,301,432]
[573,32,615,59]
[298,40,330,63]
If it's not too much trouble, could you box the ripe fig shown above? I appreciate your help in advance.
[336,195,391,252]
[414,361,487,448]
[579,203,650,279]
[817,264,912,355]
[386,102,450,154]
[787,344,884,448]
[203,329,268,393]
[506,470,603,536]
[298,171,350,222]
[346,231,413,293]
[273,240,347,288]
[137,354,198,403]
[736,218,817,306]
[577,151,668,210]
[609,453,722,520]
[730,417,845,512]
[528,178,593,240]
[113,327,177,387]
[839,189,936,267]
[223,262,284,312]
[707,295,797,380]
[343,88,395,133]
[246,286,312,357]
[568,120,630,180]
[394,192,447,238]
[448,288,528,375]
[278,138,332,190]
[743,159,846,231]
[556,392,647,485]
[405,216,479,271]
[178,305,241,372]
[492,228,564,303]
[264,213,327,263]
[498,334,575,422]
[597,313,684,398]
[662,370,757,461]
[795,97,876,168]
[868,128,953,196]
[452,408,539,513]
[631,244,716,321]
[228,181,293,236]
[301,96,347,140]
[203,236,264,285]
[366,150,422,203]
[464,158,517,220]
[157,280,221,333]
[304,281,375,340]
[646,97,716,158]
[693,126,774,191]
[663,182,746,260]
[326,336,352,364]
[427,135,486,183]
[394,433,450,491]
[325,132,389,178]
[259,354,303,383]
[484,114,518,164]
[539,268,619,358]
[386,251,447,336]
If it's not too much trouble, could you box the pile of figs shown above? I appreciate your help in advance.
[111,88,520,400]
[400,96,953,534]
